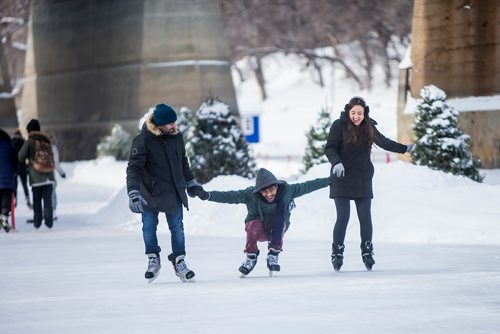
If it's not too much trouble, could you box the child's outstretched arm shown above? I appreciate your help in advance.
[196,187,253,204]
[289,177,330,199]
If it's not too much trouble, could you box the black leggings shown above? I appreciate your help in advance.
[333,197,372,245]
[0,189,13,216]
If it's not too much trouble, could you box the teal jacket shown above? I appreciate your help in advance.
[208,177,329,228]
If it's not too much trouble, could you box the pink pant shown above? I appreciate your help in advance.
[244,219,285,254]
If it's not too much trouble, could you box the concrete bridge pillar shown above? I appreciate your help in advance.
[21,0,237,160]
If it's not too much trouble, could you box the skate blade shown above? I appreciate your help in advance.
[269,271,279,277]
[147,275,159,284]
[239,273,248,278]
[146,270,161,284]
[177,273,196,283]
[179,277,195,283]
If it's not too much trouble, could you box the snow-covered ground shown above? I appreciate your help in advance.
[1,53,500,333]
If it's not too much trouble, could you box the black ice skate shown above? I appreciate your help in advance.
[331,243,345,271]
[361,241,375,271]
[239,252,258,278]
[0,215,11,233]
[168,254,195,282]
[145,253,161,283]
[266,250,280,276]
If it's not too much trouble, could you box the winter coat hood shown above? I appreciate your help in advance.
[253,168,283,193]
[144,115,178,136]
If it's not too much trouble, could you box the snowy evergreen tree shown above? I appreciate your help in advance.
[177,106,196,158]
[96,124,132,161]
[190,97,257,184]
[411,85,483,182]
[302,107,332,173]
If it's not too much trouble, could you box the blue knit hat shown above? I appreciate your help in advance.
[153,104,177,126]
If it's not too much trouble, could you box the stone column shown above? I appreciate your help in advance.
[411,0,499,97]
[405,0,500,168]
[21,0,237,160]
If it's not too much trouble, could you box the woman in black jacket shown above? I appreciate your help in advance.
[325,96,413,271]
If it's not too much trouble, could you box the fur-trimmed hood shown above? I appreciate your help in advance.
[144,115,179,136]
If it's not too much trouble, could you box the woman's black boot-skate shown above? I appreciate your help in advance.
[331,243,345,271]
[361,241,375,271]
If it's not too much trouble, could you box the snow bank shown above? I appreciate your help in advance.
[81,158,500,245]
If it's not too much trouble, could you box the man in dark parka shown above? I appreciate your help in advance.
[126,103,203,283]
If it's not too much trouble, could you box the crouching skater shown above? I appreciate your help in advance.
[193,168,330,277]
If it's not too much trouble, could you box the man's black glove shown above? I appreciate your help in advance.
[195,187,210,201]
[186,179,202,198]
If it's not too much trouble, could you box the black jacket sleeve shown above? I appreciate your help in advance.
[126,135,147,193]
[373,126,407,154]
[324,120,343,166]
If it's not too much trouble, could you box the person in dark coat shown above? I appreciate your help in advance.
[126,103,203,283]
[18,119,56,229]
[192,168,331,277]
[0,128,18,233]
[11,129,32,209]
[324,96,413,271]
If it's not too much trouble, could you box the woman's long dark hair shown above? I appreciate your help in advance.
[344,96,374,148]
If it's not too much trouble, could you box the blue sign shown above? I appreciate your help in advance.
[241,115,260,143]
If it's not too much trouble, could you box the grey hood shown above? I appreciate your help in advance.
[253,168,281,193]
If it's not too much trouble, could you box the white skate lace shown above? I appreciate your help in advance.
[148,257,160,271]
[242,257,257,269]
[267,254,279,266]
[175,260,191,275]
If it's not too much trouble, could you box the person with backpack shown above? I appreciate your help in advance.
[0,128,18,233]
[18,119,56,229]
